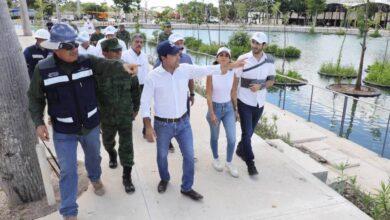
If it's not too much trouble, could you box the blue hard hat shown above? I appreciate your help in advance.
[41,23,77,50]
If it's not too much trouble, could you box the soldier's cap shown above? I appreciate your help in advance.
[101,38,122,52]
[157,40,180,57]
[164,21,171,27]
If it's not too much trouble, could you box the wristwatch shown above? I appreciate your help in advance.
[190,93,195,97]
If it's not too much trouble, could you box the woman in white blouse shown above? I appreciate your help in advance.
[206,47,239,178]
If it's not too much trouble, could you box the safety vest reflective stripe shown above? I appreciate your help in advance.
[32,54,45,59]
[44,75,69,86]
[57,117,73,123]
[87,107,97,118]
[72,69,93,80]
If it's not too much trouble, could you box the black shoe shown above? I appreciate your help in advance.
[122,166,135,193]
[157,180,168,193]
[123,178,135,193]
[247,162,259,176]
[169,142,175,153]
[181,189,203,201]
[108,150,118,169]
[235,144,246,162]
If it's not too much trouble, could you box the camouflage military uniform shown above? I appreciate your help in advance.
[116,30,131,47]
[96,66,140,168]
[158,31,171,43]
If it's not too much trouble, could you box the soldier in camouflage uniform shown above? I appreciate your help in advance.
[116,24,131,48]
[96,38,141,193]
[158,21,172,43]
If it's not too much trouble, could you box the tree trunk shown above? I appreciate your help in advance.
[0,0,45,207]
[19,0,32,36]
[355,0,370,91]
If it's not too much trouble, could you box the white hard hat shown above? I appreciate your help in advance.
[216,47,231,57]
[34,29,50,40]
[168,33,184,44]
[77,31,90,43]
[104,25,117,35]
[251,32,268,44]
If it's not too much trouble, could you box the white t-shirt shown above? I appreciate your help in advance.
[211,69,234,103]
[235,52,276,108]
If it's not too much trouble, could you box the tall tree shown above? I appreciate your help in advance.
[0,0,45,206]
[355,0,370,90]
[20,0,32,36]
[305,0,326,30]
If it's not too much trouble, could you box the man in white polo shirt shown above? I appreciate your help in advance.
[234,32,276,176]
[141,40,246,201]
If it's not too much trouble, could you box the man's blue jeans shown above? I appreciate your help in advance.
[53,126,102,217]
[237,99,264,163]
[154,115,194,192]
[206,101,236,162]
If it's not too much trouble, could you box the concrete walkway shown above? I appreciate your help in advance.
[38,94,370,220]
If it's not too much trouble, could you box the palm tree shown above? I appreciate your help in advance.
[19,0,32,36]
[0,0,45,206]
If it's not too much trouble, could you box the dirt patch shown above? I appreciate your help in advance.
[0,161,89,220]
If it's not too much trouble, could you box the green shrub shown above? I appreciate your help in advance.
[336,30,346,36]
[198,43,220,55]
[365,61,390,86]
[230,46,249,60]
[228,31,251,49]
[319,62,357,77]
[184,37,203,51]
[276,70,305,84]
[264,44,278,54]
[275,46,301,58]
[369,30,382,38]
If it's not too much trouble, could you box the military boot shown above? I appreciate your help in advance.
[108,150,117,169]
[122,166,135,193]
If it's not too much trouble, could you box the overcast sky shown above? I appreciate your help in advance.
[79,0,220,9]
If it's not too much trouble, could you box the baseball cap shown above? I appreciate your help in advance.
[168,33,184,44]
[216,47,231,57]
[157,40,181,57]
[101,38,122,52]
[104,25,117,35]
[251,32,268,44]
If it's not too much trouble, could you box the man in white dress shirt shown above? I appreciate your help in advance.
[77,32,99,57]
[233,32,276,176]
[141,40,246,201]
[96,26,127,57]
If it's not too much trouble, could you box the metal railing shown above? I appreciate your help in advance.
[145,42,390,157]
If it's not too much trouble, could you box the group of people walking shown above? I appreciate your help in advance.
[24,22,275,220]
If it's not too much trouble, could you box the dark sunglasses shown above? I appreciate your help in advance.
[109,48,122,53]
[59,42,79,50]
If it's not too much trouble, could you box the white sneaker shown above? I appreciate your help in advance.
[212,159,224,172]
[226,162,239,178]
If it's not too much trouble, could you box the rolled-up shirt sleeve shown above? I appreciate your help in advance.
[181,63,221,79]
[140,75,154,118]
[266,63,276,81]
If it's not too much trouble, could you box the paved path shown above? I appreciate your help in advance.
[37,94,369,220]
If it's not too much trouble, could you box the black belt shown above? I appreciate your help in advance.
[154,112,188,123]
